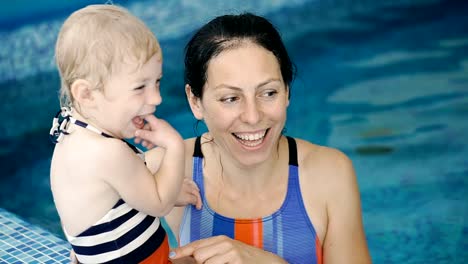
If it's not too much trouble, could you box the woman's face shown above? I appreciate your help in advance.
[188,42,289,167]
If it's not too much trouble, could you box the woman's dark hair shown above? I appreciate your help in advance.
[184,12,296,98]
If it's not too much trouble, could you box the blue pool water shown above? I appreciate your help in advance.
[0,0,467,263]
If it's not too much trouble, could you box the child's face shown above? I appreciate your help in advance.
[93,53,163,139]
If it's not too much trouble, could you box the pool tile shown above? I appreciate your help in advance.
[0,208,70,263]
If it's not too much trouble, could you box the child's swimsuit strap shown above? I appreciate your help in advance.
[49,107,113,143]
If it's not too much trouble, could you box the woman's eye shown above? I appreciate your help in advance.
[263,90,278,97]
[220,96,238,103]
[134,85,145,90]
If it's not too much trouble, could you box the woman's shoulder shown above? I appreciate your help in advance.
[183,137,198,177]
[292,137,356,189]
[294,137,351,164]
[183,137,198,157]
[184,134,212,156]
[184,137,197,147]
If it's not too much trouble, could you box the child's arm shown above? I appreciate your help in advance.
[134,114,185,215]
[144,150,202,209]
[97,114,184,217]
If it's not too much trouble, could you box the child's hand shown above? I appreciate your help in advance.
[134,115,183,149]
[133,116,156,149]
[175,178,202,209]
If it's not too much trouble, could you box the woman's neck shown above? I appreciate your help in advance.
[201,136,290,218]
[203,135,288,195]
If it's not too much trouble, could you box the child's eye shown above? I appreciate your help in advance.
[134,85,145,90]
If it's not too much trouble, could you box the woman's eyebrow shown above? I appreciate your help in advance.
[213,84,242,91]
[214,78,282,90]
[256,78,282,88]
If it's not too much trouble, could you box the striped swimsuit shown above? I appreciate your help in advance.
[50,108,170,264]
[179,136,323,264]
[65,200,170,264]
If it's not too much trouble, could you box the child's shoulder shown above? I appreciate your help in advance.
[55,132,133,165]
[55,134,144,184]
[89,136,141,164]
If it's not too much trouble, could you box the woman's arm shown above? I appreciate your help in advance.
[321,149,371,263]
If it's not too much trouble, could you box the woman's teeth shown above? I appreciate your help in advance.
[233,130,267,147]
[236,132,264,141]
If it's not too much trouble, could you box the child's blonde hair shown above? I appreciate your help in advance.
[55,4,161,108]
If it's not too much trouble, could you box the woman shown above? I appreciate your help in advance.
[166,13,371,263]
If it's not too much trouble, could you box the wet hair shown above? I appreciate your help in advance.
[184,12,296,99]
[55,4,161,108]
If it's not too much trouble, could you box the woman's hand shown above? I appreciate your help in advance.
[175,178,202,209]
[170,256,197,264]
[70,249,78,264]
[170,235,287,264]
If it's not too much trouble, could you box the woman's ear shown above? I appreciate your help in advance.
[185,84,203,120]
[286,85,290,107]
[70,79,96,108]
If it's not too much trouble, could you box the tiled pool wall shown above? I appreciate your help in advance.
[0,208,70,263]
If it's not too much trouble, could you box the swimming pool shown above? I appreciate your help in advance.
[0,0,466,263]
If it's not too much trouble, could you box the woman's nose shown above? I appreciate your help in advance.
[240,99,261,125]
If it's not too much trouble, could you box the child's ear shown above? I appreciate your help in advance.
[185,84,203,120]
[70,79,96,107]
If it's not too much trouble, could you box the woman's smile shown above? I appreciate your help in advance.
[232,128,269,148]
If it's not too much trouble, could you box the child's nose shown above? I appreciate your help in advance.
[146,88,162,106]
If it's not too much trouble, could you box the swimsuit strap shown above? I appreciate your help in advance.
[193,136,203,158]
[50,107,142,155]
[286,136,298,166]
[49,107,113,144]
